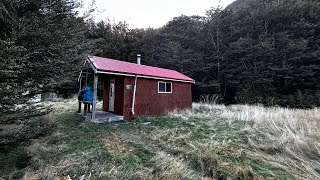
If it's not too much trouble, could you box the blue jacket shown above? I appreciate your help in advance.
[83,86,93,102]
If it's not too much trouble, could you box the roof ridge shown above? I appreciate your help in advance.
[90,55,178,72]
[88,55,194,83]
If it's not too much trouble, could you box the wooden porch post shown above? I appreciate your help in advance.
[85,66,89,87]
[92,73,98,120]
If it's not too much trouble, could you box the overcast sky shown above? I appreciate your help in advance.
[77,0,236,29]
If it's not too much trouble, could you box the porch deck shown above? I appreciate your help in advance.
[83,111,124,123]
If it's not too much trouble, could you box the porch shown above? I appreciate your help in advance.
[78,61,129,121]
[83,111,124,123]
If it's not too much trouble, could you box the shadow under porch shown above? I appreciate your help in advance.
[78,70,125,122]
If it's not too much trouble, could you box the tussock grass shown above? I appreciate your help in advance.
[168,103,320,179]
[3,100,318,180]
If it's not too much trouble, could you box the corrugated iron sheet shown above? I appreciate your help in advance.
[89,56,194,82]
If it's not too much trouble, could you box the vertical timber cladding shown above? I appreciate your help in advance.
[102,78,109,112]
[123,77,192,118]
[114,77,124,115]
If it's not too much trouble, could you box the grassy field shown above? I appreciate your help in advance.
[1,100,319,179]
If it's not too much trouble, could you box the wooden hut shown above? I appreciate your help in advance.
[82,55,194,120]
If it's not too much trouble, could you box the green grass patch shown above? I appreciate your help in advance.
[66,138,102,153]
[209,120,249,143]
[129,142,155,165]
[0,146,30,177]
[190,124,213,139]
[217,153,293,179]
[58,112,84,128]
[150,116,196,129]
[37,113,108,164]
[115,142,156,169]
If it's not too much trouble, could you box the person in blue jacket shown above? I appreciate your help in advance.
[83,86,93,113]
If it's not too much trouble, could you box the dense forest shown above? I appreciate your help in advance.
[1,0,320,112]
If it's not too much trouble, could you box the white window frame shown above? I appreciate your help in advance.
[158,81,172,93]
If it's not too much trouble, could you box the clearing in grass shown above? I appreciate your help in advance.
[1,100,319,179]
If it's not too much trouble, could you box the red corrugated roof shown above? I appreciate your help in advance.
[88,56,194,83]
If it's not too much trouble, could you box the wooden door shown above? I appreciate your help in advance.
[109,78,115,112]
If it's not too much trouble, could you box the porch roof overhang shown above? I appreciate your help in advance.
[86,56,195,84]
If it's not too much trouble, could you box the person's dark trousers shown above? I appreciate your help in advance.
[83,102,92,115]
[78,101,82,113]
[84,103,87,115]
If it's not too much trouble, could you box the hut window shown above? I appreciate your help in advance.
[158,81,172,93]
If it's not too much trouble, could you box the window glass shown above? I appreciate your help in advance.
[159,82,165,92]
[166,83,172,92]
[159,81,172,93]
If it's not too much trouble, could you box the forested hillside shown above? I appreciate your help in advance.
[2,0,320,109]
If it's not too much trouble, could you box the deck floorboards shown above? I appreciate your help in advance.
[83,111,123,123]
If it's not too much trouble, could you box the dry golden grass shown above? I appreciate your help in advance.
[43,97,103,113]
[14,100,320,180]
[168,103,320,179]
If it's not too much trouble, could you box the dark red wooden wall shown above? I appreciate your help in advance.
[123,77,192,119]
[103,76,192,119]
[102,79,109,111]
